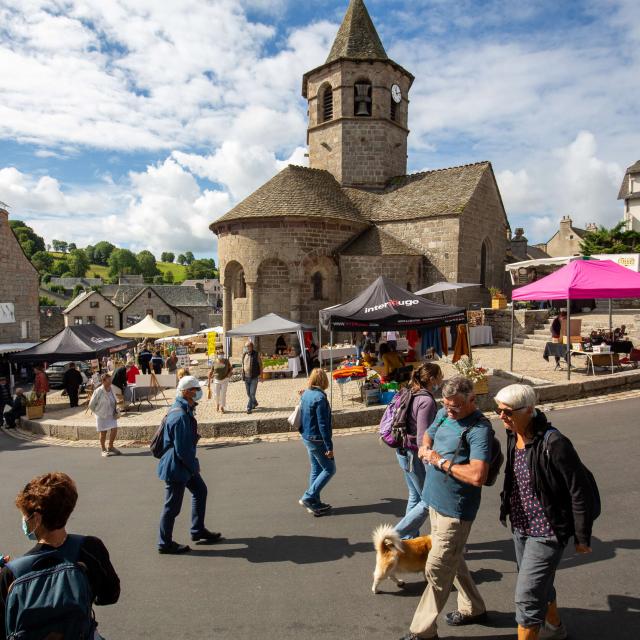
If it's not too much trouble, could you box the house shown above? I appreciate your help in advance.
[63,290,122,332]
[538,216,597,257]
[619,160,640,231]
[48,277,103,296]
[181,279,222,309]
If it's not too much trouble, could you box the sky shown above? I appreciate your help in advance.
[0,0,638,261]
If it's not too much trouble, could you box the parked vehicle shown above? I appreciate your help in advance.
[45,361,92,389]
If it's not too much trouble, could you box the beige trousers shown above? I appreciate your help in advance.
[410,507,486,638]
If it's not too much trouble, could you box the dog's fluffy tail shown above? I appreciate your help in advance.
[372,524,404,554]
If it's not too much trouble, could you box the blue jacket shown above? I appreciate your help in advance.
[299,387,333,452]
[157,397,200,484]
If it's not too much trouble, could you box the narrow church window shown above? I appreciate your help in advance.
[480,241,488,287]
[390,99,397,122]
[235,270,247,299]
[322,86,333,122]
[312,272,324,300]
[354,81,372,117]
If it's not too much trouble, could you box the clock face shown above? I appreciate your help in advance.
[391,84,402,104]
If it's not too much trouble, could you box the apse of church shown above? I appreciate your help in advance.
[211,0,510,342]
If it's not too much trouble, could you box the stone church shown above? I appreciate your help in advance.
[211,0,510,342]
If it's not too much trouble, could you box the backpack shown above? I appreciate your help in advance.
[150,407,184,459]
[5,534,95,640]
[379,388,431,451]
[436,413,504,487]
[543,428,601,520]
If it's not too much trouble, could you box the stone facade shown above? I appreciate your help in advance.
[120,289,193,333]
[63,291,122,332]
[619,160,640,232]
[482,308,550,342]
[0,207,40,344]
[541,216,593,257]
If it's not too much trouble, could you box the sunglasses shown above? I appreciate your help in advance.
[495,406,526,418]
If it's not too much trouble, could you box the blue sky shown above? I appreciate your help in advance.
[0,0,638,260]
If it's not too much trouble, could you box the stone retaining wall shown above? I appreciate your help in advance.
[483,308,550,342]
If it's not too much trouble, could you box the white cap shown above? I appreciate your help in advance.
[177,375,201,391]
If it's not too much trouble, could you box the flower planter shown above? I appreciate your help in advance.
[26,404,44,420]
[473,378,489,395]
[491,296,507,310]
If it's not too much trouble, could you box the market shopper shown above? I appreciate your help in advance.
[166,350,178,373]
[400,376,490,640]
[495,384,597,640]
[33,365,49,411]
[0,375,11,426]
[88,373,121,457]
[0,472,120,640]
[208,354,232,413]
[62,362,83,408]
[298,368,335,517]
[379,342,405,381]
[151,351,164,375]
[3,388,26,429]
[242,341,263,414]
[157,376,222,554]
[125,360,140,384]
[138,345,153,374]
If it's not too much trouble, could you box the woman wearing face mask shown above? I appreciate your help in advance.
[394,363,443,538]
[157,376,222,554]
[0,472,120,640]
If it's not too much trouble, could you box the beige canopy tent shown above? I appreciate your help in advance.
[116,314,179,339]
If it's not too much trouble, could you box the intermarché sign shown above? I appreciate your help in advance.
[363,299,419,313]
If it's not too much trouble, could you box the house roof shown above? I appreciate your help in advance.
[326,0,388,64]
[211,165,367,227]
[618,160,640,199]
[340,226,421,256]
[115,285,210,313]
[62,290,118,314]
[49,277,103,288]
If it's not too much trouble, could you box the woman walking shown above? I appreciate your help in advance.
[208,353,232,413]
[88,373,121,458]
[395,363,442,538]
[33,364,49,412]
[298,368,335,517]
[495,384,598,640]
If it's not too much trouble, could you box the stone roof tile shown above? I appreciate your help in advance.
[340,226,420,256]
[618,160,640,199]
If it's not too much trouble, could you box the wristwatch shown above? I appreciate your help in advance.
[437,457,447,470]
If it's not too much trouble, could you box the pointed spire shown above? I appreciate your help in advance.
[326,0,388,64]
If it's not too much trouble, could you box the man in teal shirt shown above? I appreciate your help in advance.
[401,376,491,640]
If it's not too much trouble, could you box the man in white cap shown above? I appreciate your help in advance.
[157,375,222,554]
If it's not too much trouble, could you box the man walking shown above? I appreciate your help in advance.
[241,341,262,414]
[157,375,222,554]
[62,362,83,408]
[401,376,490,640]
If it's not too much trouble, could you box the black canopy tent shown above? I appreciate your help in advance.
[319,276,467,404]
[8,325,135,364]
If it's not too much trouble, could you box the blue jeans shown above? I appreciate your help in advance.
[396,449,427,538]
[158,473,208,547]
[512,529,566,627]
[301,438,336,505]
[244,377,259,411]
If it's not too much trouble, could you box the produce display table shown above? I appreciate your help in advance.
[469,326,493,346]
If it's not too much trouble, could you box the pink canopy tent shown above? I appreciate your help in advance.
[509,259,640,378]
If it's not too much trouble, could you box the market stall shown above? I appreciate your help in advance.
[511,259,640,379]
[116,314,179,339]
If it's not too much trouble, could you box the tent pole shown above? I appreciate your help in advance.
[329,329,333,408]
[318,321,322,366]
[608,299,613,337]
[566,298,571,381]
[466,321,473,360]
[298,329,309,377]
[510,301,515,371]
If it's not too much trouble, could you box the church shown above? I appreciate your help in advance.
[211,0,511,345]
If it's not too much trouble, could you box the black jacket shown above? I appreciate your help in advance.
[111,366,127,390]
[62,368,83,391]
[499,410,596,546]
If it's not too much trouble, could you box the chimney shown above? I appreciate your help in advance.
[511,228,528,260]
[586,223,598,232]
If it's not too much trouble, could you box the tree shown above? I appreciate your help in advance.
[164,270,175,283]
[186,258,217,280]
[84,245,96,263]
[51,259,69,276]
[108,248,140,280]
[39,295,56,307]
[137,250,161,280]
[31,251,54,273]
[184,251,195,265]
[52,239,68,253]
[176,254,187,265]
[93,241,116,265]
[67,249,90,277]
[72,284,85,299]
[580,222,640,255]
[68,242,77,251]
[153,275,164,284]
[161,252,175,263]
[9,220,45,258]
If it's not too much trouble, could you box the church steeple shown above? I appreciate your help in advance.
[326,0,388,64]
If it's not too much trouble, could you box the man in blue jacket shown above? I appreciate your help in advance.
[157,375,222,554]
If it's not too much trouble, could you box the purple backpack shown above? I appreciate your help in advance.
[379,388,431,451]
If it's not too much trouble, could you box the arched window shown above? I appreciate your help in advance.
[354,80,372,117]
[312,272,324,300]
[234,269,246,299]
[321,86,333,122]
[480,241,488,287]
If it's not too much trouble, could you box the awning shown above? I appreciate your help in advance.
[415,282,479,295]
[0,343,38,356]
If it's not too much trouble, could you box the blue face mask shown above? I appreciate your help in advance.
[22,516,38,541]
[193,388,203,402]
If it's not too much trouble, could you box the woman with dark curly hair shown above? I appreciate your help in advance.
[0,472,120,640]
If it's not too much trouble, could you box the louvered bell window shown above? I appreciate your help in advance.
[322,87,333,122]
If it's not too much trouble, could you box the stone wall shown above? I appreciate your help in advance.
[0,208,40,343]
[483,308,550,342]
[63,293,121,332]
[40,307,65,338]
[121,291,192,334]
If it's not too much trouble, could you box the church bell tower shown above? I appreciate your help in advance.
[302,0,414,189]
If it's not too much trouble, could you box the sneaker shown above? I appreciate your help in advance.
[317,502,332,510]
[107,447,122,456]
[191,529,223,543]
[445,610,488,626]
[399,634,438,640]
[299,498,317,513]
[101,450,113,457]
[312,504,332,517]
[158,542,191,555]
[539,622,568,640]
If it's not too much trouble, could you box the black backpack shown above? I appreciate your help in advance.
[150,407,184,459]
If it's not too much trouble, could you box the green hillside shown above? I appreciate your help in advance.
[158,262,188,281]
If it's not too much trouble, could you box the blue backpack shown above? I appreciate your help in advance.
[5,534,95,639]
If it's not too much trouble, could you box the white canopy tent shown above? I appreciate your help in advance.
[225,313,310,377]
[198,326,224,335]
[415,282,479,295]
[116,314,179,339]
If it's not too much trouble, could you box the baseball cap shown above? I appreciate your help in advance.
[177,375,202,392]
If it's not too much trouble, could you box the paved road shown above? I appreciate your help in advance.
[1,398,639,639]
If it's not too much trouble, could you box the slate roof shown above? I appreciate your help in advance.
[618,160,640,200]
[113,285,210,309]
[211,166,367,227]
[63,290,118,314]
[340,226,421,256]
[49,277,103,289]
[326,0,388,64]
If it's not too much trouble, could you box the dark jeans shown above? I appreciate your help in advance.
[512,529,566,627]
[158,473,208,547]
[244,377,259,411]
[68,388,79,407]
[141,363,151,374]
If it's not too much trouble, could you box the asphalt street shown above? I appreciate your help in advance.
[1,398,639,640]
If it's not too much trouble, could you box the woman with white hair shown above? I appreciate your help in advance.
[495,384,598,640]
